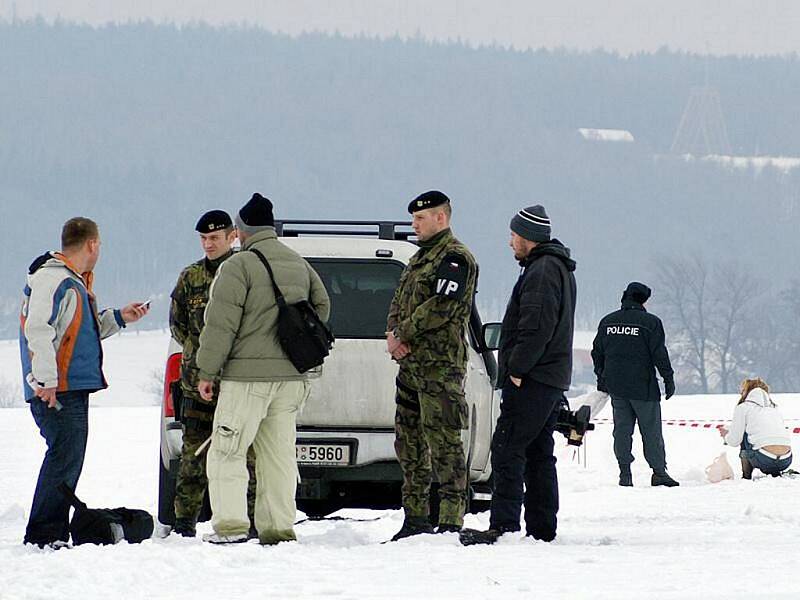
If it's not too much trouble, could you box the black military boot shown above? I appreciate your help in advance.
[619,466,633,487]
[741,458,753,480]
[172,517,197,538]
[525,527,556,542]
[459,528,502,546]
[390,516,434,542]
[458,526,519,546]
[436,524,462,534]
[651,471,680,487]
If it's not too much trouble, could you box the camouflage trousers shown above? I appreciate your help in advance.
[394,368,468,527]
[175,426,257,524]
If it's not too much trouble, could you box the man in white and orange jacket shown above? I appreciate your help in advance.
[19,217,149,548]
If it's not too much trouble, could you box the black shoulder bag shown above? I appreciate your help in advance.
[250,248,334,373]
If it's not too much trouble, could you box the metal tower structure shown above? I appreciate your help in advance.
[670,86,732,156]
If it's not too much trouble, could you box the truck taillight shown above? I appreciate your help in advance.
[163,352,182,418]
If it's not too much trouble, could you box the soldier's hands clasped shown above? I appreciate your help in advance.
[386,331,410,360]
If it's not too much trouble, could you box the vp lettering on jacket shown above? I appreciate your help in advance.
[436,277,460,296]
[607,325,639,336]
[434,256,468,301]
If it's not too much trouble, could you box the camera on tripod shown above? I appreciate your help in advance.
[555,399,594,447]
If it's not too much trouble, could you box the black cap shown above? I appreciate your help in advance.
[195,210,233,233]
[239,193,274,227]
[622,281,652,305]
[408,190,451,214]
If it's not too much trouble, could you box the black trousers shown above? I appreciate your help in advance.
[490,379,562,540]
[611,396,666,473]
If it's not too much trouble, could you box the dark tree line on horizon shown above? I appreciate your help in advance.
[1,20,799,389]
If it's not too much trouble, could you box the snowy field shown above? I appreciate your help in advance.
[0,329,169,409]
[1,332,799,599]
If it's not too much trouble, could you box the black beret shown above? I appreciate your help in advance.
[408,190,451,214]
[195,210,233,233]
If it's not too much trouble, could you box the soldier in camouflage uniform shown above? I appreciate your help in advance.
[386,190,478,540]
[169,210,257,537]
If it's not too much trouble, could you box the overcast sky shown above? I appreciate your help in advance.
[2,1,800,56]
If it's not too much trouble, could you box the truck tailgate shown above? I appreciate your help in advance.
[299,339,399,429]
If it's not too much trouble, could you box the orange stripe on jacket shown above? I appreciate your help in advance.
[53,252,94,295]
[56,288,83,392]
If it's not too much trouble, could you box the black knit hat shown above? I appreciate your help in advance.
[238,193,274,227]
[195,210,233,233]
[622,281,652,304]
[510,205,551,242]
[408,190,451,214]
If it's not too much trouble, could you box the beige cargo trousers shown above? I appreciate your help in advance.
[207,379,310,544]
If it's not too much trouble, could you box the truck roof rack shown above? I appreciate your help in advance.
[274,220,415,241]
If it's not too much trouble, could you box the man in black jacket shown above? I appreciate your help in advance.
[461,205,576,546]
[591,282,678,487]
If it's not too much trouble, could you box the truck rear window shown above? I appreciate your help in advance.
[307,259,404,339]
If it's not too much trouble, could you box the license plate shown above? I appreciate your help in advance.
[296,443,350,466]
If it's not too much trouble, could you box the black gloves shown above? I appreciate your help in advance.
[664,379,675,400]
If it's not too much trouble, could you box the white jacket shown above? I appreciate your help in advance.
[724,388,791,449]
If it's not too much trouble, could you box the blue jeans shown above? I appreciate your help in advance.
[24,391,90,545]
[740,434,793,476]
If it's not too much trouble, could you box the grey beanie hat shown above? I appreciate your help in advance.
[510,205,551,242]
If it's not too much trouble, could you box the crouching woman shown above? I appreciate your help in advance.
[719,378,792,479]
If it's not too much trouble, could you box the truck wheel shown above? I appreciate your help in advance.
[428,483,440,525]
[298,500,341,520]
[468,497,491,514]
[198,488,212,523]
[467,475,493,514]
[157,456,177,526]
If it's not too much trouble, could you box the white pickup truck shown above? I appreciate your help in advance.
[158,221,499,523]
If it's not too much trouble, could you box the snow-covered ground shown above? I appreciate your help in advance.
[679,153,800,174]
[578,128,635,143]
[1,332,799,599]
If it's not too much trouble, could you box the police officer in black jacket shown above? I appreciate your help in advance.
[591,282,678,487]
[461,205,576,546]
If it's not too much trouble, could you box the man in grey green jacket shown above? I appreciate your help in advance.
[196,193,330,545]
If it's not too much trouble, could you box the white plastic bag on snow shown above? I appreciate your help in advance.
[705,452,734,483]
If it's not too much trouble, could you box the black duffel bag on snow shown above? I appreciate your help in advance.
[58,483,154,545]
[250,248,334,373]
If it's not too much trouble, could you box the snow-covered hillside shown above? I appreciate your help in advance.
[1,331,799,599]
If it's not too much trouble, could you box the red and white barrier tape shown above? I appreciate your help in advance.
[591,418,800,434]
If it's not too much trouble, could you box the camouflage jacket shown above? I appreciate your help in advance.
[169,250,233,403]
[387,228,478,377]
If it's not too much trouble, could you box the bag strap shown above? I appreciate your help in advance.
[57,482,87,510]
[249,248,287,309]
